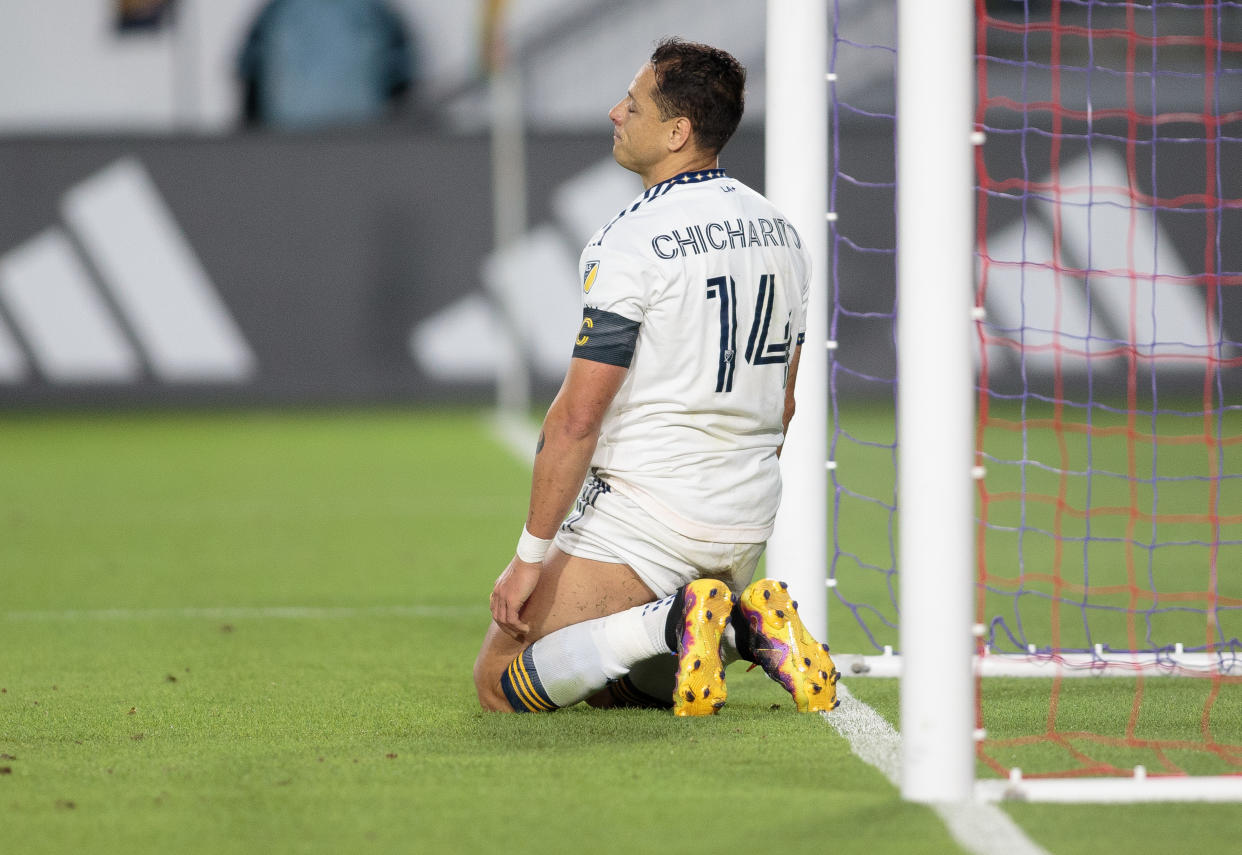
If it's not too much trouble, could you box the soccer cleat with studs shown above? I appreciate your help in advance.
[738,578,841,713]
[672,578,735,717]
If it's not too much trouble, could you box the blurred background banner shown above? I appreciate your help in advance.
[4,125,1236,407]
[0,0,769,407]
[0,130,763,406]
[0,0,1237,407]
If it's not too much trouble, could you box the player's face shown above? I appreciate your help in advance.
[608,63,677,177]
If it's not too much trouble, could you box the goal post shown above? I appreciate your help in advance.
[894,0,977,804]
[764,0,831,641]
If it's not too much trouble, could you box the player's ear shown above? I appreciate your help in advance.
[667,116,693,153]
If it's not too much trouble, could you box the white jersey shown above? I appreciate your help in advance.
[571,168,811,543]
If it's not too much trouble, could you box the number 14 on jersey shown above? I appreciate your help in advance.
[706,274,792,393]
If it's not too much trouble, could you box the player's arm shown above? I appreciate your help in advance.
[527,357,627,536]
[778,343,803,458]
[489,355,628,638]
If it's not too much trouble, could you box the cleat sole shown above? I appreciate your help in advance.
[672,579,734,717]
[738,579,841,713]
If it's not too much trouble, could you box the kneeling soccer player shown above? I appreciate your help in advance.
[472,38,838,715]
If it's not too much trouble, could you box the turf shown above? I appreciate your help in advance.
[845,679,1242,853]
[2,409,1239,854]
[2,410,959,855]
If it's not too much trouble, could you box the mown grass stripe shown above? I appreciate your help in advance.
[1,605,485,622]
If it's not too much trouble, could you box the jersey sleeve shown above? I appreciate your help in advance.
[571,246,651,368]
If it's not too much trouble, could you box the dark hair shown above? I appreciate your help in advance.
[649,37,746,156]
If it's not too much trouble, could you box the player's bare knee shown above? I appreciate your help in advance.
[472,654,515,712]
[476,687,513,713]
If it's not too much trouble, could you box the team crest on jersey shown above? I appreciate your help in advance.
[582,260,600,293]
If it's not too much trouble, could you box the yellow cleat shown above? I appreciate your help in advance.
[672,578,735,717]
[738,579,841,712]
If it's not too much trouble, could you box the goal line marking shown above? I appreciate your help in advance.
[825,687,1050,855]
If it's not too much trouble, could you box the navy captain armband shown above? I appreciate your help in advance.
[572,307,641,368]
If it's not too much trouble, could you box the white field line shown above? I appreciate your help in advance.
[825,684,1051,855]
[1,605,485,622]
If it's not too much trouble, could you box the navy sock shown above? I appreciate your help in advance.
[604,674,673,710]
[663,585,688,653]
[730,599,757,662]
[498,647,558,713]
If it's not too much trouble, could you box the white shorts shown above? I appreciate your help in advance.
[554,475,766,598]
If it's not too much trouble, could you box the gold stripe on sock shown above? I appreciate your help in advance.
[508,658,553,712]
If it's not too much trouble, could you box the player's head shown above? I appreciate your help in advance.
[648,38,746,157]
[608,39,746,185]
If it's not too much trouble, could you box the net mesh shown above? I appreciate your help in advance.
[830,0,1242,780]
[829,0,901,653]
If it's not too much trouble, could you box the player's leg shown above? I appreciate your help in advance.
[476,479,688,711]
[586,634,746,708]
[537,560,844,715]
[584,538,840,714]
[587,652,676,709]
[473,545,657,712]
[476,481,768,715]
[589,601,756,710]
[476,478,688,712]
[491,526,762,715]
[481,570,736,715]
[582,534,767,712]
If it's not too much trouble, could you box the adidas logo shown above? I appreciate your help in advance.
[0,158,255,385]
[408,157,633,386]
[983,149,1223,374]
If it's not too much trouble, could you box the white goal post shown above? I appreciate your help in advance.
[893,0,977,805]
[764,0,830,642]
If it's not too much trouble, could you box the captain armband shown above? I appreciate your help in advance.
[572,307,641,368]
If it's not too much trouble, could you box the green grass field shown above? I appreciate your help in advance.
[2,409,1240,854]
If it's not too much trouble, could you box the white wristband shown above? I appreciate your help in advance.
[516,526,553,564]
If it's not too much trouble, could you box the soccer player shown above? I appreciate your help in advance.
[473,38,839,715]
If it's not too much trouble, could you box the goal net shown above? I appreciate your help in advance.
[827,0,1242,800]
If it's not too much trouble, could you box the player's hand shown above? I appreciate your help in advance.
[490,556,541,640]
